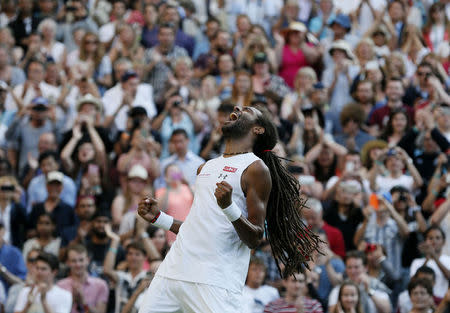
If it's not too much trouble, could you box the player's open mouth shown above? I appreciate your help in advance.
[229,112,239,121]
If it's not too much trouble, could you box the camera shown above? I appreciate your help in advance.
[0,185,15,192]
[287,165,304,174]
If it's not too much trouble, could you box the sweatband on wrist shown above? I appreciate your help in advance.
[152,211,174,230]
[222,202,241,222]
[108,247,118,254]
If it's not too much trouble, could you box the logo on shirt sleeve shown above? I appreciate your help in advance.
[223,166,237,173]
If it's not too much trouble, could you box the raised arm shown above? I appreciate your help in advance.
[214,160,270,249]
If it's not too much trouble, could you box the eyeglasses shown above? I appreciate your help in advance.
[417,72,431,76]
[27,257,37,263]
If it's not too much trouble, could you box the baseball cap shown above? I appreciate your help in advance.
[31,97,49,111]
[47,171,64,184]
[128,164,148,180]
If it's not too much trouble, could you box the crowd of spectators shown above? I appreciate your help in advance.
[0,0,449,312]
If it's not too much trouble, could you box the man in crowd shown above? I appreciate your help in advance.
[58,244,109,313]
[13,252,72,313]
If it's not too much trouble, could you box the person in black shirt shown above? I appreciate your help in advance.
[324,180,364,252]
[27,171,75,238]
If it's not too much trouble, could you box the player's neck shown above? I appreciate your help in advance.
[223,138,252,156]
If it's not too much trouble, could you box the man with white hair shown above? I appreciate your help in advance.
[303,198,346,258]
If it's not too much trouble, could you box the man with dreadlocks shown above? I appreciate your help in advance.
[137,105,320,313]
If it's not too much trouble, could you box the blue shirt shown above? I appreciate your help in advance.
[154,151,205,190]
[317,258,345,301]
[27,174,77,213]
[0,244,27,290]
[140,27,195,57]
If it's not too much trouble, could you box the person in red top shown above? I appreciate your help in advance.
[302,198,346,259]
[277,22,321,88]
[368,78,414,134]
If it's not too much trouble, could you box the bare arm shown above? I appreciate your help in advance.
[431,198,450,227]
[215,160,270,249]
[103,225,120,283]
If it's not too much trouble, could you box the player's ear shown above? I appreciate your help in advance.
[253,126,265,135]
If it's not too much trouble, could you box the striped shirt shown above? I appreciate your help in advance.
[264,297,323,313]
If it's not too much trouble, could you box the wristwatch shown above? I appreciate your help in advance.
[0,265,7,274]
[140,232,149,239]
[368,288,375,297]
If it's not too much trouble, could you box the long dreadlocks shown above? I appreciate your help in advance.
[252,105,321,277]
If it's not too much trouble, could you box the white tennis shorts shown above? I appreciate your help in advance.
[138,276,242,313]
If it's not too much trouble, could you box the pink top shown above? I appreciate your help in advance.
[156,185,193,244]
[279,45,310,88]
[57,276,109,313]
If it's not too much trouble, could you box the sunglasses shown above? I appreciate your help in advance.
[417,72,431,77]
[85,40,98,45]
[27,257,37,263]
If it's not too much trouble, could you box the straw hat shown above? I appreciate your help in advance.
[360,140,388,166]
[329,40,355,60]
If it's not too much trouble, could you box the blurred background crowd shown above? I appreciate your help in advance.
[0,0,449,312]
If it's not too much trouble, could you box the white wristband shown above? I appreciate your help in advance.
[222,202,241,222]
[153,211,174,231]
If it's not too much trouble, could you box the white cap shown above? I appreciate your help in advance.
[340,179,362,193]
[128,164,148,180]
[47,171,64,183]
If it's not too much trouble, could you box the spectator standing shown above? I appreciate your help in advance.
[277,22,321,88]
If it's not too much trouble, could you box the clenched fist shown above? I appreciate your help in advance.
[138,197,159,223]
[214,181,233,209]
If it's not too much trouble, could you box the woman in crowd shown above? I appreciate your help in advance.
[379,109,410,146]
[422,3,449,53]
[22,213,61,258]
[281,67,318,122]
[38,18,66,65]
[332,281,363,313]
[111,164,149,230]
[230,70,253,108]
[277,22,321,88]
[155,163,193,244]
[236,34,278,73]
[410,226,450,299]
[0,175,25,248]
[109,23,145,65]
[60,114,107,185]
[66,32,112,94]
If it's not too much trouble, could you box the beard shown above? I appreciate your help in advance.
[221,115,253,140]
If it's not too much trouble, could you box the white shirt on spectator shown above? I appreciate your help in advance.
[102,83,156,131]
[5,82,60,111]
[0,203,11,244]
[375,174,414,194]
[14,285,72,313]
[410,255,450,298]
[241,284,279,313]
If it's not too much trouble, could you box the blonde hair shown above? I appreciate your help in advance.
[294,67,317,90]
